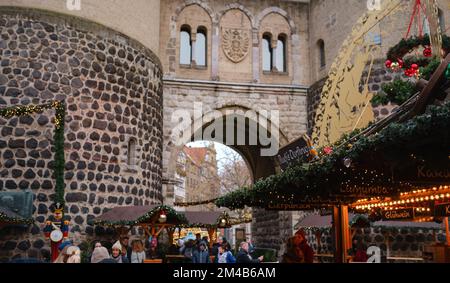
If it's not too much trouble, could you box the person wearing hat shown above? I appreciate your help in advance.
[53,241,72,263]
[111,241,130,263]
[91,243,113,263]
[66,246,81,264]
[294,229,314,263]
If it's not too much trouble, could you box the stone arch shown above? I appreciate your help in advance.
[217,3,256,29]
[256,7,297,35]
[173,0,215,24]
[165,104,289,188]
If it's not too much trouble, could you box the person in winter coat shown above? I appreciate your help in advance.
[216,244,236,263]
[294,229,315,263]
[130,240,146,263]
[180,239,195,262]
[66,246,81,264]
[111,241,130,263]
[119,236,132,262]
[192,241,210,263]
[350,240,368,263]
[91,243,113,263]
[281,237,305,263]
[236,242,263,263]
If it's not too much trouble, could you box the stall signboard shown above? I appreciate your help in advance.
[434,203,450,217]
[381,208,415,221]
[276,135,311,171]
[394,160,450,185]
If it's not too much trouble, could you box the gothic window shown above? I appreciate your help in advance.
[195,27,207,66]
[180,25,192,65]
[318,39,326,68]
[276,35,287,72]
[127,138,137,166]
[262,34,273,72]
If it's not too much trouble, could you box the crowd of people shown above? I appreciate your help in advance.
[48,229,318,264]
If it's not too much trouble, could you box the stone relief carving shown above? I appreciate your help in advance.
[222,28,250,63]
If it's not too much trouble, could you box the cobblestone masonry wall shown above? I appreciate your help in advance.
[0,8,163,261]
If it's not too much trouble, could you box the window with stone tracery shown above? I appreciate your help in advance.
[180,25,192,65]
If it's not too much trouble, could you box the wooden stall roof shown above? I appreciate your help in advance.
[94,205,188,226]
[183,211,223,227]
[295,213,445,230]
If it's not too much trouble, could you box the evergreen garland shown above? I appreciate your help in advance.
[215,102,450,210]
[386,35,450,66]
[94,205,188,226]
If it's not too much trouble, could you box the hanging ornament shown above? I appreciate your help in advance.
[385,60,392,69]
[158,210,167,223]
[343,158,352,168]
[323,147,333,155]
[423,46,432,57]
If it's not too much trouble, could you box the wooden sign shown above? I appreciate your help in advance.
[381,208,415,221]
[434,203,450,217]
[266,203,319,211]
[336,186,395,198]
[276,135,311,171]
[395,164,450,185]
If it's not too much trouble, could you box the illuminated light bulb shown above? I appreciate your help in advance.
[446,194,450,198]
[406,200,410,203]
[427,208,431,212]
[433,187,437,191]
[420,198,424,201]
[435,196,440,200]
[441,194,445,198]
[430,196,435,200]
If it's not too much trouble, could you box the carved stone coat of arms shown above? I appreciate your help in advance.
[222,28,250,63]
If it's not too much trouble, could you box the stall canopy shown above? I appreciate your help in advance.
[94,205,188,227]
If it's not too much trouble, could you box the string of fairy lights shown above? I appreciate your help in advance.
[353,185,450,212]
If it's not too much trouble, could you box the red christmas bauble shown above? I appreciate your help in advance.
[385,60,392,68]
[397,59,404,68]
[423,47,432,57]
[411,64,419,70]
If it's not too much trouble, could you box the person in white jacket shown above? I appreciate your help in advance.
[130,239,146,263]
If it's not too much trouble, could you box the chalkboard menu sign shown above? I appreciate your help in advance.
[276,135,311,171]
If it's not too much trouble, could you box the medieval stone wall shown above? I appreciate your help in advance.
[0,7,163,260]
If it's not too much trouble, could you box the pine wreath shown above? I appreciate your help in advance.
[386,34,450,68]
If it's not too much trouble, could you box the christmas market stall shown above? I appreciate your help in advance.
[214,54,450,263]
[94,205,188,262]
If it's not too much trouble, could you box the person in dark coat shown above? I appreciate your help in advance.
[294,229,315,263]
[281,237,305,263]
[236,242,263,263]
[192,242,210,263]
